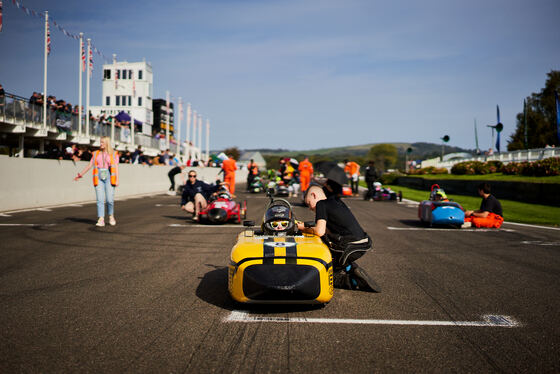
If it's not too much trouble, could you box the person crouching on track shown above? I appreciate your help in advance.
[464,183,504,228]
[297,184,380,292]
[181,171,219,222]
[74,136,119,227]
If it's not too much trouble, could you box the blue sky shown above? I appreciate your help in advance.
[1,0,559,151]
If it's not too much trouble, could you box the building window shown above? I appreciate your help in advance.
[129,70,133,80]
[116,96,120,106]
[138,70,143,80]
[138,97,142,106]
[121,96,126,106]
[103,69,111,79]
[105,96,110,106]
[128,96,132,106]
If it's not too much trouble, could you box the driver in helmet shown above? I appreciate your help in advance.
[262,202,295,235]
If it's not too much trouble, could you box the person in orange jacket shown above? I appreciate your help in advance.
[221,154,238,196]
[246,159,259,190]
[298,157,314,193]
[344,160,360,195]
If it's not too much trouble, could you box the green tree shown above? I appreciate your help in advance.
[508,71,560,150]
[223,147,241,160]
[367,144,398,171]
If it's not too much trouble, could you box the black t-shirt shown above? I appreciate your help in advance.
[480,194,503,217]
[315,195,366,241]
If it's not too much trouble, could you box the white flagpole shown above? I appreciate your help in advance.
[165,90,170,149]
[176,97,182,157]
[205,119,210,163]
[85,38,91,138]
[198,114,202,160]
[78,32,83,137]
[186,103,192,160]
[42,11,48,130]
[192,110,198,158]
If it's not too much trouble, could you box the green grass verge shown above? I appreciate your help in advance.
[384,184,560,227]
[408,173,560,184]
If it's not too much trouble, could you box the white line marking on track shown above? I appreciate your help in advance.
[36,208,52,212]
[387,226,515,232]
[155,204,177,207]
[503,221,560,231]
[168,224,242,228]
[224,311,520,327]
[521,240,560,246]
[0,213,12,217]
[0,223,57,227]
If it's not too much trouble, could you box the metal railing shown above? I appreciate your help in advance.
[0,92,201,157]
[421,147,560,169]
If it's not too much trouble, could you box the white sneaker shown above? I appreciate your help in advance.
[109,216,116,226]
[96,217,105,227]
[461,222,472,229]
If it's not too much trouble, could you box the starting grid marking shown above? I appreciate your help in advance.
[224,310,520,328]
[0,223,57,227]
[168,223,242,228]
[387,226,516,232]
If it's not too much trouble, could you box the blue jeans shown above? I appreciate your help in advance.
[95,175,115,218]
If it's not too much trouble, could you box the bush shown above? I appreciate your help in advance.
[380,172,400,185]
[501,158,560,176]
[408,166,448,175]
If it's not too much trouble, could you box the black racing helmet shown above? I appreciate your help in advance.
[262,199,296,235]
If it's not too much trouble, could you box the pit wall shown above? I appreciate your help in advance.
[396,176,560,207]
[0,155,248,212]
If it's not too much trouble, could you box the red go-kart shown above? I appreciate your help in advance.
[198,190,247,224]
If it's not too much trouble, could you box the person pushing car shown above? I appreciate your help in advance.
[180,170,219,221]
[297,184,380,292]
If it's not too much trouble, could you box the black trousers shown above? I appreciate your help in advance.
[168,167,181,190]
[323,234,372,272]
[365,179,375,200]
[350,178,359,194]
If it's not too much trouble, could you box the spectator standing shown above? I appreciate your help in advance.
[363,160,379,201]
[344,159,360,196]
[221,154,238,197]
[74,136,120,227]
[298,157,314,193]
[246,159,259,190]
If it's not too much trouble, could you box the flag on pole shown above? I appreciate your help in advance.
[46,16,50,55]
[81,41,85,72]
[114,67,118,89]
[88,44,93,77]
[554,91,560,145]
[0,1,4,33]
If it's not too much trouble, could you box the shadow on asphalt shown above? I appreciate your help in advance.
[398,219,427,228]
[64,217,97,225]
[196,265,326,313]
[163,215,189,221]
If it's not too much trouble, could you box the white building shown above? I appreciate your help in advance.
[90,57,153,136]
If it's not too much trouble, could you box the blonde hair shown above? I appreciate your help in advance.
[100,136,113,155]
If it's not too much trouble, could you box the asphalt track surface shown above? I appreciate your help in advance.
[1,191,559,373]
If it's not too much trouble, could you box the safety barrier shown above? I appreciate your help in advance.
[0,155,248,212]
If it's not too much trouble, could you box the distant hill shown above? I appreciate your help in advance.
[244,142,473,160]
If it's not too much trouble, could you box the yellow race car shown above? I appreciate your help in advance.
[228,196,333,304]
